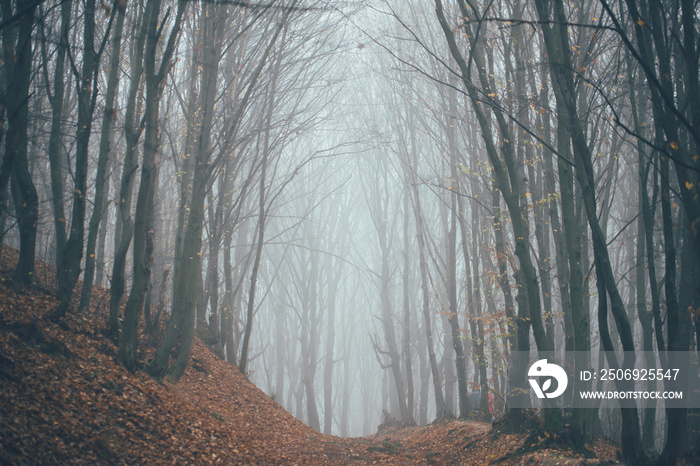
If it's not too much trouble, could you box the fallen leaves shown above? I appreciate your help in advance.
[0,247,632,464]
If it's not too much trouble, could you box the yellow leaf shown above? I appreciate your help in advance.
[670,141,678,149]
[488,93,496,97]
[637,20,645,26]
[686,181,695,190]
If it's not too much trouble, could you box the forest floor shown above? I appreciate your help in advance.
[0,247,624,465]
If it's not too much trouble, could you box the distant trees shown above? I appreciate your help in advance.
[598,1,698,462]
[532,0,642,458]
[1,0,698,450]
[371,0,698,461]
[0,0,349,381]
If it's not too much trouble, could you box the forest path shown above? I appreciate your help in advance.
[0,248,618,465]
[170,336,616,465]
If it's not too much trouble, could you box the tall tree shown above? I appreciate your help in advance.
[1,0,38,284]
[433,0,551,429]
[41,0,72,271]
[120,0,187,371]
[109,0,149,339]
[238,12,293,375]
[533,0,643,460]
[405,157,449,420]
[79,0,127,313]
[53,0,115,317]
[150,2,293,381]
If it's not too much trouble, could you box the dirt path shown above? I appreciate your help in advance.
[0,248,622,465]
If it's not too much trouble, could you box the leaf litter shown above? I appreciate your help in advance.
[0,247,625,464]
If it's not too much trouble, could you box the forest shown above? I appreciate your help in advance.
[0,0,699,464]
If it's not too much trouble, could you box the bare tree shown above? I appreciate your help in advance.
[1,0,38,284]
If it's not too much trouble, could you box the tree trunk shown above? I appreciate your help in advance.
[658,130,688,465]
[466,202,490,414]
[434,1,548,427]
[407,168,448,420]
[444,84,469,419]
[626,52,657,447]
[149,0,239,382]
[239,25,283,376]
[533,0,644,459]
[80,2,126,312]
[401,191,414,424]
[43,0,72,271]
[109,0,149,339]
[323,258,341,434]
[120,0,185,371]
[2,1,38,286]
[54,0,101,317]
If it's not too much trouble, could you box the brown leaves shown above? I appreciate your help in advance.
[0,247,625,464]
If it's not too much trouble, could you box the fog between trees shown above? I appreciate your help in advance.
[1,0,698,463]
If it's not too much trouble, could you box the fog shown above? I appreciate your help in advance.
[3,0,698,457]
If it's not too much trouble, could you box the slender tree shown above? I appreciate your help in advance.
[54,0,116,317]
[79,0,127,313]
[1,0,38,285]
[120,0,187,371]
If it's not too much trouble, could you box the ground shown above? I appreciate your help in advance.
[0,247,622,464]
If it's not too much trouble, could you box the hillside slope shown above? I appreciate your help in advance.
[0,248,620,465]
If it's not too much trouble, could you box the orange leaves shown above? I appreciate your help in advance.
[0,247,623,465]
